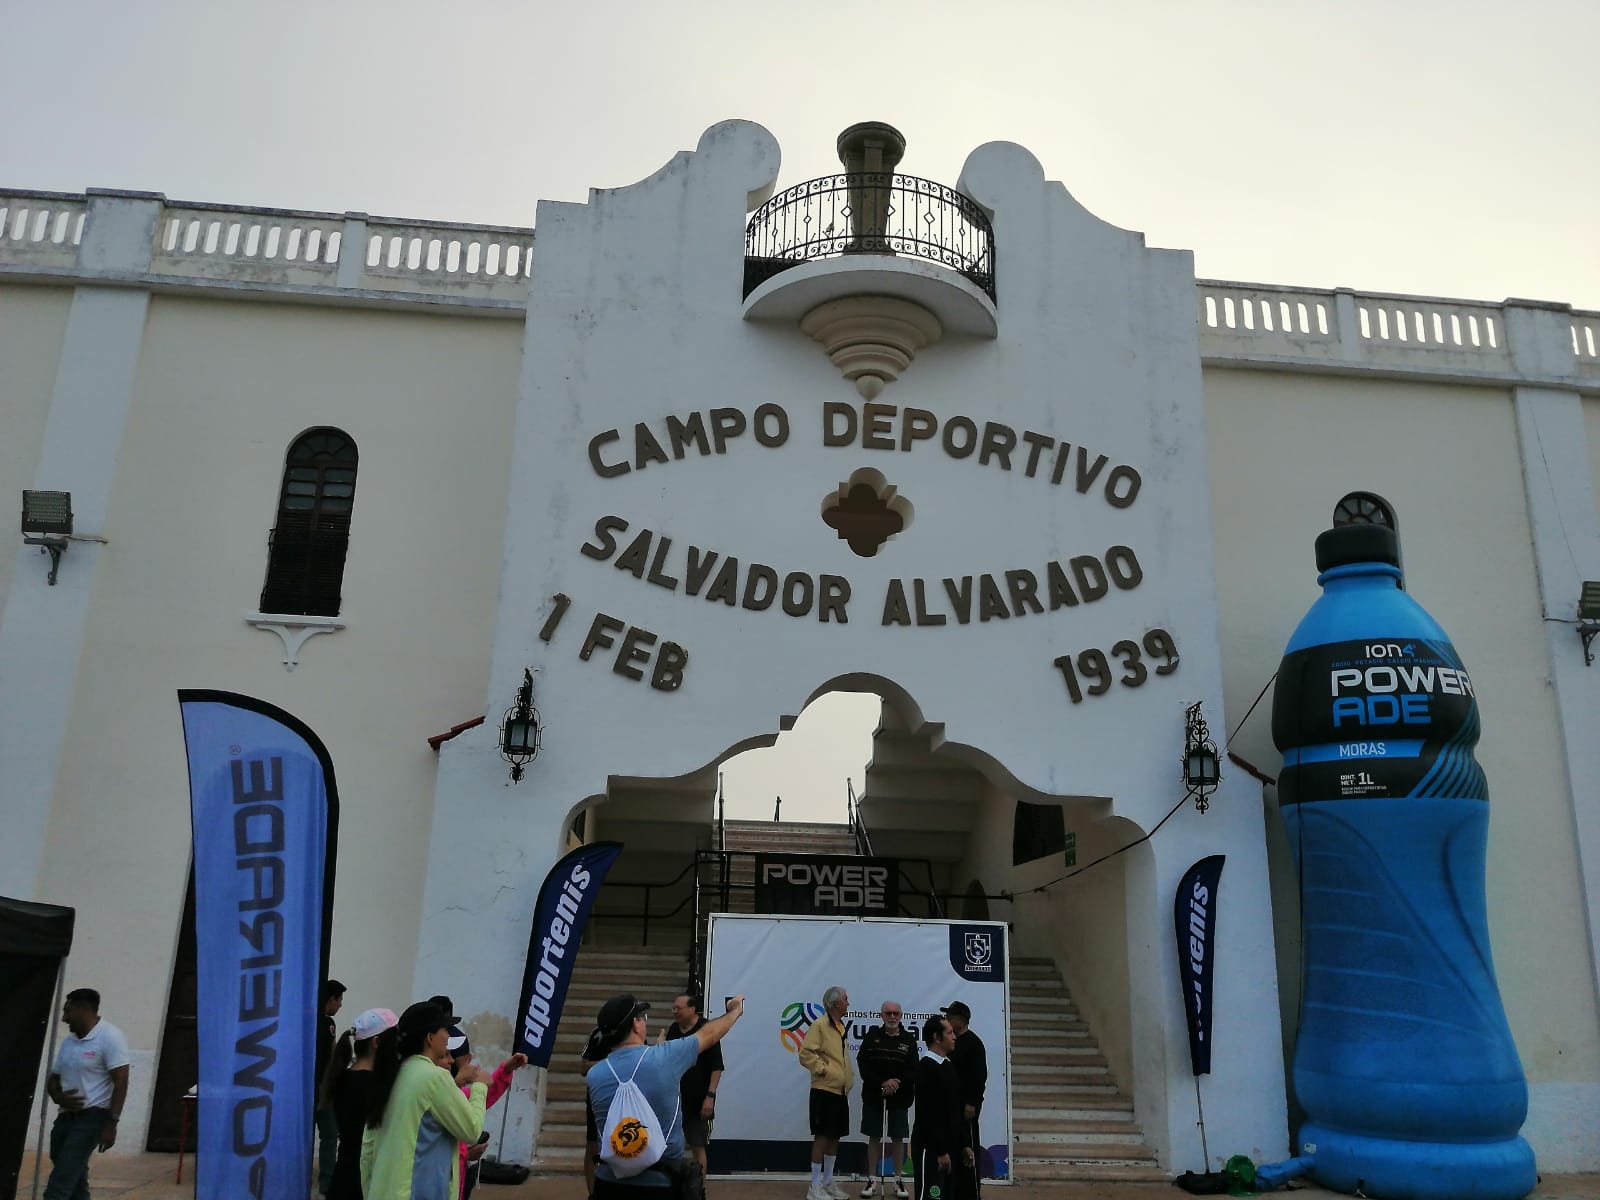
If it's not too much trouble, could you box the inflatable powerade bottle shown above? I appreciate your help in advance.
[1273,524,1534,1200]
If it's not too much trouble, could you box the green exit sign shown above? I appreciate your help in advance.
[1064,832,1077,867]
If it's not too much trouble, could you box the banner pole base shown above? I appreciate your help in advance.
[1193,1076,1210,1167]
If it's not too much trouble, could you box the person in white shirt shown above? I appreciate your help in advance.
[44,988,131,1200]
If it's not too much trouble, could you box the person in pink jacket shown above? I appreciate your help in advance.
[447,1025,527,1200]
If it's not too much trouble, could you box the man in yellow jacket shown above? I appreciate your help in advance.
[798,986,854,1200]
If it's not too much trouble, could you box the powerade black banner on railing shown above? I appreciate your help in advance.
[1174,854,1225,1076]
[178,692,338,1200]
[515,841,623,1066]
[754,854,899,916]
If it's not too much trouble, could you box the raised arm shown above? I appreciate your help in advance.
[693,995,744,1054]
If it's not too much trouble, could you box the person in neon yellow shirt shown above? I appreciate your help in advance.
[362,1002,490,1200]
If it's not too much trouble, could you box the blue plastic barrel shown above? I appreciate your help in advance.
[1272,524,1534,1200]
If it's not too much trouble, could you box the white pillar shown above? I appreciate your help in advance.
[0,191,159,897]
[1504,300,1600,1004]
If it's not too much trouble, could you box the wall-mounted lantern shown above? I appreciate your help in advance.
[1579,581,1600,667]
[500,668,542,783]
[1182,701,1221,813]
[21,490,73,586]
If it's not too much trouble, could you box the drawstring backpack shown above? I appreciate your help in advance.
[599,1049,681,1178]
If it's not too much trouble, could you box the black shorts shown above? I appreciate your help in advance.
[681,1112,710,1148]
[861,1100,909,1140]
[809,1089,849,1139]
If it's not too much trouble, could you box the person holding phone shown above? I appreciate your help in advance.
[362,1002,491,1200]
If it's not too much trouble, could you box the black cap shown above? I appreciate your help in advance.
[1315,524,1399,572]
[940,1001,971,1021]
[397,1001,452,1038]
[426,994,458,1023]
[596,994,649,1042]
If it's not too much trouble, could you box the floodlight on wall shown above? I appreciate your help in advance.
[500,668,543,783]
[21,490,72,586]
[1182,701,1221,813]
[1578,581,1600,667]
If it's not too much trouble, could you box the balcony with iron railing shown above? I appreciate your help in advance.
[743,170,995,302]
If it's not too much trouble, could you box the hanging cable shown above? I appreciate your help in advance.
[1008,666,1281,900]
[1227,670,1278,746]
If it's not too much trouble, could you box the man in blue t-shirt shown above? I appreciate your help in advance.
[586,992,744,1195]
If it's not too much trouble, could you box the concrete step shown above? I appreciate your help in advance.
[539,1124,588,1147]
[1014,1096,1135,1117]
[546,1077,592,1102]
[1013,1140,1158,1163]
[1014,1162,1170,1183]
[533,1144,586,1174]
[1015,1110,1136,1126]
[1014,1016,1090,1031]
[1014,1044,1104,1062]
[1013,1061,1109,1076]
[1012,1080,1121,1097]
[1011,1125,1146,1144]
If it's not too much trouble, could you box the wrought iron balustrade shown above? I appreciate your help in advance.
[744,172,995,301]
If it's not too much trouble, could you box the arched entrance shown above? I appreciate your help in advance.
[530,679,1164,1182]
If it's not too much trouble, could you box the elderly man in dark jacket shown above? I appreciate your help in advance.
[910,1015,969,1200]
[856,1000,917,1197]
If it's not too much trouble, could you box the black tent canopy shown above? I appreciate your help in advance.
[0,897,75,1200]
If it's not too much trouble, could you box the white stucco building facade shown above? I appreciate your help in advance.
[2,120,1597,1178]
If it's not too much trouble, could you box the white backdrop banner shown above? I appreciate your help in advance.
[705,914,1012,1180]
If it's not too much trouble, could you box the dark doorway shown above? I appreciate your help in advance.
[145,873,196,1152]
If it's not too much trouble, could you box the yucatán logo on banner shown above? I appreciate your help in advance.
[179,691,339,1200]
[515,841,623,1065]
[1174,855,1225,1075]
[754,854,899,916]
[947,923,1007,983]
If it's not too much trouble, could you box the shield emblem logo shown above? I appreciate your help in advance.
[965,931,991,966]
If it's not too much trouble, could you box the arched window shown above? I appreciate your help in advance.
[260,428,358,616]
[1332,491,1396,530]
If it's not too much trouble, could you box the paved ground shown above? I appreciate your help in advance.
[15,1154,1600,1200]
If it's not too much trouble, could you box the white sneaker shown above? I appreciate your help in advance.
[827,1184,849,1200]
[893,1182,909,1199]
[860,1180,878,1198]
[806,1186,831,1200]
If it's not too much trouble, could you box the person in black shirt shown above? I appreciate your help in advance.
[911,1015,969,1200]
[578,1026,608,1199]
[315,979,346,1196]
[855,1000,917,1198]
[659,993,724,1181]
[321,1006,397,1200]
[941,1002,987,1199]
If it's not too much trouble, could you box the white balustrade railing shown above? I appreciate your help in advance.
[361,217,534,300]
[1198,282,1341,361]
[153,203,344,286]
[1574,312,1600,378]
[1352,293,1510,369]
[0,190,88,270]
[0,188,1594,382]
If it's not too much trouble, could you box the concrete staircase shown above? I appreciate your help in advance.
[713,819,861,914]
[1008,955,1165,1183]
[533,945,690,1176]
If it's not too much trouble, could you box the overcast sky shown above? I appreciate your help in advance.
[5,1,1594,821]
